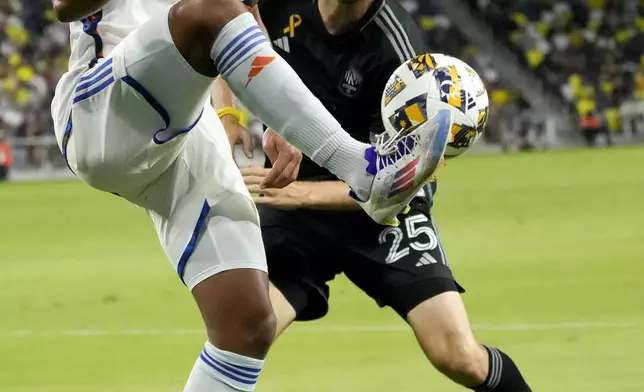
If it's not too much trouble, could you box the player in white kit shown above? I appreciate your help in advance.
[51,0,453,390]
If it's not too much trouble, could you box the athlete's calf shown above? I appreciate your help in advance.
[408,292,532,391]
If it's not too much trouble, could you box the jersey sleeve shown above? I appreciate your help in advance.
[369,8,428,136]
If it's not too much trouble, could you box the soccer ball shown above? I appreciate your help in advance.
[381,53,489,158]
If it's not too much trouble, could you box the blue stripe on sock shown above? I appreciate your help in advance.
[79,58,113,82]
[75,67,113,92]
[220,37,268,75]
[217,30,266,72]
[202,349,261,378]
[215,25,261,68]
[199,353,257,385]
[176,201,210,282]
[73,76,115,104]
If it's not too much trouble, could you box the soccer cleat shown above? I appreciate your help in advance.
[354,106,453,226]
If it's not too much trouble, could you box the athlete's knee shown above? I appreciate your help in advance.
[240,308,276,354]
[407,292,488,385]
[208,306,276,358]
[427,338,488,385]
[168,0,247,76]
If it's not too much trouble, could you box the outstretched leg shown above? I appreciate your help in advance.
[168,0,374,198]
[407,292,532,391]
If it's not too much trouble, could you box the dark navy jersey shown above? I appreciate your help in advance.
[258,0,428,181]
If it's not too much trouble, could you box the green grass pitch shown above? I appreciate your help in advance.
[1,147,644,392]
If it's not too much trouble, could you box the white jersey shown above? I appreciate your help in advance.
[68,0,174,70]
[52,0,175,133]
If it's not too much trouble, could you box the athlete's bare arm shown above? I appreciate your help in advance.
[242,167,360,211]
[52,0,109,22]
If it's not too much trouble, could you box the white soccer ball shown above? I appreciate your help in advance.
[381,53,489,158]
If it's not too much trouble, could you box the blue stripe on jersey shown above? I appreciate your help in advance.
[220,36,269,75]
[214,25,262,69]
[121,75,171,127]
[199,353,257,385]
[153,110,204,145]
[73,76,115,104]
[201,350,260,379]
[79,58,113,82]
[177,201,211,283]
[121,75,203,145]
[61,118,73,171]
[75,66,113,93]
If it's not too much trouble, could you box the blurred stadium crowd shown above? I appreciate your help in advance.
[469,0,644,146]
[1,0,643,178]
[0,0,68,174]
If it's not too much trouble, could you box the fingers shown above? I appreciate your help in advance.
[263,129,278,164]
[247,184,277,196]
[241,166,270,187]
[240,166,270,177]
[260,131,302,188]
[244,175,265,186]
[260,144,299,188]
[260,155,287,189]
[240,127,254,159]
[265,148,301,189]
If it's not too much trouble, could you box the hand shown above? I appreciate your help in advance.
[242,167,311,210]
[261,128,302,189]
[221,115,254,160]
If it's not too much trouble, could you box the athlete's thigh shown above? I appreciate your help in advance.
[66,7,212,195]
[342,197,464,319]
[142,107,266,290]
[406,292,477,356]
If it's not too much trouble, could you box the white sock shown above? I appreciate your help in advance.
[183,342,264,392]
[211,12,373,198]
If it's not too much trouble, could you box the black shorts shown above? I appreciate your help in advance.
[260,182,464,320]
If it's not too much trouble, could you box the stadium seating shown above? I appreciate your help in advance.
[0,0,69,168]
[468,0,644,144]
[2,0,643,172]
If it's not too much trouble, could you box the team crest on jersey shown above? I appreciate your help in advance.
[384,75,407,106]
[340,66,364,97]
[407,54,436,79]
[435,65,466,113]
[387,94,428,134]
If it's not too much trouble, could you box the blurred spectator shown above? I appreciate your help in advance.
[402,0,536,149]
[2,0,642,174]
[0,133,11,180]
[1,0,69,168]
[472,0,644,142]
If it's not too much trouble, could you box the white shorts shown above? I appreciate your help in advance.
[53,9,267,289]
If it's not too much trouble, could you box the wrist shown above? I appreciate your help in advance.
[220,114,240,126]
[217,107,248,127]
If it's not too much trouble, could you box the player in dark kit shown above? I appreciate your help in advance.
[217,0,532,390]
